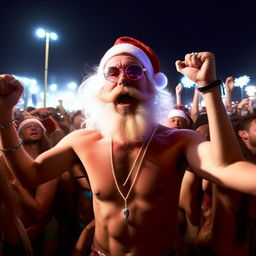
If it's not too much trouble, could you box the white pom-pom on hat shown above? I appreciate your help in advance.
[154,72,168,89]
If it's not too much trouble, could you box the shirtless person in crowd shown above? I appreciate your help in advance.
[0,36,246,256]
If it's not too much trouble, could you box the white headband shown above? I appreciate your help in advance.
[17,118,46,134]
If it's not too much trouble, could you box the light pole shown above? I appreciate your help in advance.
[36,28,58,107]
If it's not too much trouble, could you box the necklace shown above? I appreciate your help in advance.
[110,125,158,223]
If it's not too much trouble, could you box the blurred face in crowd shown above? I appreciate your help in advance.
[73,114,82,130]
[165,117,187,129]
[238,119,256,149]
[20,122,43,143]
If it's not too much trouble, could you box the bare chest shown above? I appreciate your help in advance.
[76,138,186,204]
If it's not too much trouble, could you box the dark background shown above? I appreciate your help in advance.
[1,0,256,103]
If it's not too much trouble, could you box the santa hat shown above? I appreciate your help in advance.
[17,117,46,134]
[98,36,168,89]
[168,109,192,127]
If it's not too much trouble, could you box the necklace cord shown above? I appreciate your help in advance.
[110,125,158,209]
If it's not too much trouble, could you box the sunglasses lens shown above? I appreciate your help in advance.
[126,65,143,80]
[104,67,120,81]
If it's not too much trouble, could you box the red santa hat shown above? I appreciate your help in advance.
[17,117,46,134]
[98,36,168,89]
[168,109,192,127]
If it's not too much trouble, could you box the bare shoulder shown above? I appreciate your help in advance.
[157,124,205,143]
[56,129,103,147]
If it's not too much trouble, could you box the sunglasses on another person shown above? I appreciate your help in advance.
[103,65,146,82]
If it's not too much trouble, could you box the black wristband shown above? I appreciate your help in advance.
[196,79,223,93]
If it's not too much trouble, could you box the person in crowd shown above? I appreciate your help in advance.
[52,107,93,255]
[164,82,193,129]
[234,114,256,255]
[70,110,84,132]
[29,107,67,146]
[190,85,203,123]
[0,160,33,256]
[224,76,256,117]
[237,98,255,117]
[224,76,236,115]
[7,116,59,256]
[70,164,95,256]
[55,162,94,256]
[174,82,183,108]
[189,113,250,255]
[0,36,246,256]
[164,108,192,129]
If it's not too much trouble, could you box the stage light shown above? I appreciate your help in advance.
[234,75,250,88]
[245,85,256,98]
[181,76,195,88]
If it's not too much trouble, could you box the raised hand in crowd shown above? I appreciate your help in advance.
[224,76,235,113]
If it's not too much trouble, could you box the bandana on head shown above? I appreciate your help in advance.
[98,36,168,89]
[17,117,46,134]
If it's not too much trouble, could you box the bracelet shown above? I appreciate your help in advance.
[0,139,23,152]
[196,79,223,93]
[0,119,16,129]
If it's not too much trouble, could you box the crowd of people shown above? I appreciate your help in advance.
[1,36,256,256]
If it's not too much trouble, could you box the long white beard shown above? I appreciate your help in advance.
[79,74,173,134]
[95,101,157,143]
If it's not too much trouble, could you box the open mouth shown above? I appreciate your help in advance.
[116,94,135,105]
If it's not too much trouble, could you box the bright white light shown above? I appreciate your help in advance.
[234,75,250,88]
[36,28,58,40]
[68,82,77,90]
[40,92,45,99]
[245,85,256,98]
[50,32,58,40]
[36,28,46,38]
[13,74,82,111]
[28,79,39,94]
[49,84,58,91]
[181,76,195,88]
[30,79,37,86]
[13,75,35,87]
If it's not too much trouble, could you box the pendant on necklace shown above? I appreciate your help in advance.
[123,208,129,223]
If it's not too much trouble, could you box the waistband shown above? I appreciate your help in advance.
[90,244,176,256]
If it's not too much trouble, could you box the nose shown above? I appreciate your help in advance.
[31,125,39,130]
[117,70,129,86]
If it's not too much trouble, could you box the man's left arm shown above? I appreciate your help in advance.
[176,52,244,184]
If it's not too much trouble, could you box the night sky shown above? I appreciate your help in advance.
[1,0,256,101]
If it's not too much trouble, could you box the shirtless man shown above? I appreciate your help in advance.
[0,37,244,256]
